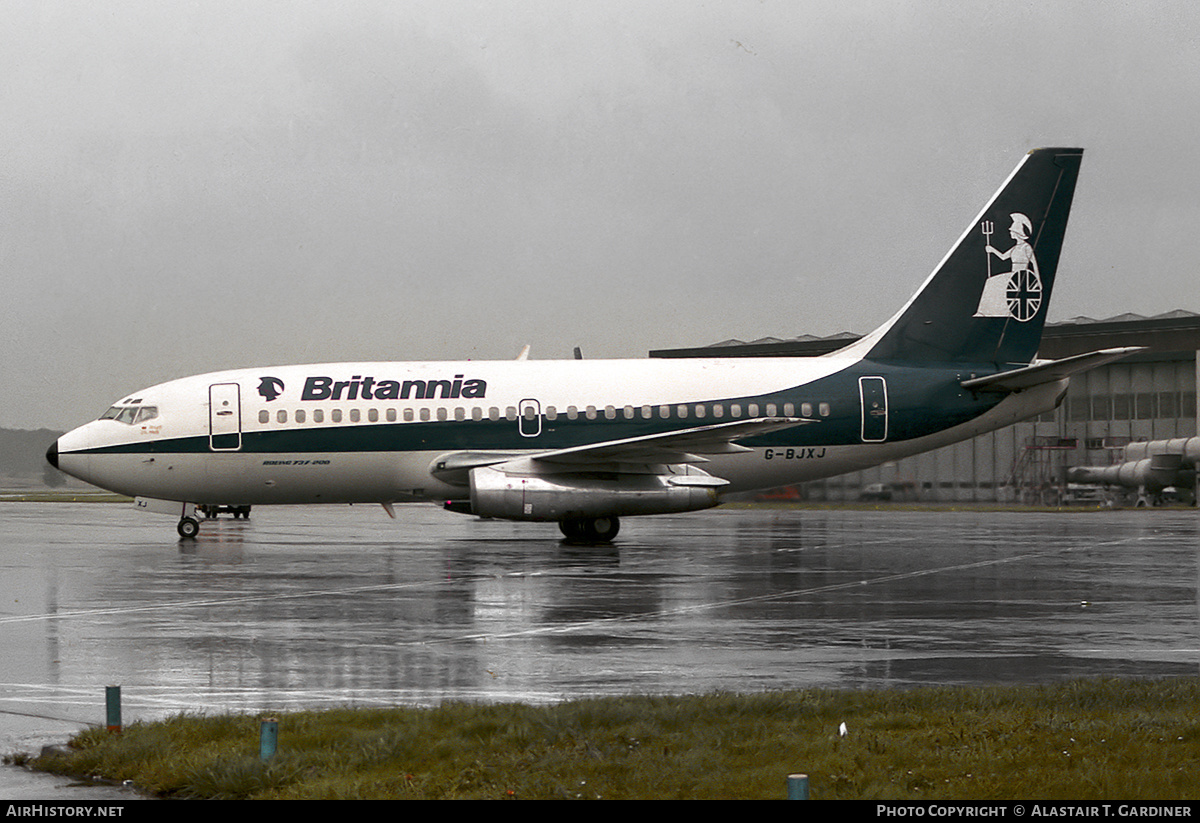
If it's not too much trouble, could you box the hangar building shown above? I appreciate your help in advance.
[650,311,1200,504]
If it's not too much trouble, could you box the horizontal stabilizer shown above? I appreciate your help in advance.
[960,347,1144,392]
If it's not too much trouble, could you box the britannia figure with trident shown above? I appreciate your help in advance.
[974,212,1042,321]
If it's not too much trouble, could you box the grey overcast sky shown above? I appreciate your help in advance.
[3,0,1199,430]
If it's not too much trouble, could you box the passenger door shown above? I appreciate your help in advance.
[859,376,888,442]
[209,383,242,451]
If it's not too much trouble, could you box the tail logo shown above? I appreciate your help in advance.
[974,213,1042,322]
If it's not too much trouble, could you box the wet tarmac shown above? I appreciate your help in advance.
[2,501,1198,799]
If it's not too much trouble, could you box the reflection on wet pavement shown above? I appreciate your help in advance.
[2,503,1197,731]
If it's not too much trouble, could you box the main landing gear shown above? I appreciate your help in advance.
[559,516,620,543]
[199,504,252,520]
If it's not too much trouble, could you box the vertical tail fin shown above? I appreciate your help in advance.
[850,148,1083,367]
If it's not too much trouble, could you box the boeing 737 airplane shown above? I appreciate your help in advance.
[46,148,1140,541]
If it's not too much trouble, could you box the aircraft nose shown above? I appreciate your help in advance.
[46,440,59,469]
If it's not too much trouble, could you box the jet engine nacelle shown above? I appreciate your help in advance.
[467,465,723,522]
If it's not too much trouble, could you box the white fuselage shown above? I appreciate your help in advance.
[52,354,1065,510]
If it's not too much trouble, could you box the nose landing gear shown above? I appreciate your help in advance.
[171,504,252,539]
[177,516,201,540]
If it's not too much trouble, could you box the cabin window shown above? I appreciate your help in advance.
[659,405,670,418]
[471,407,483,421]
[276,410,288,424]
[695,405,706,418]
[437,407,448,421]
[331,409,343,423]
[567,406,579,420]
[313,409,325,423]
[545,406,558,420]
[641,405,653,419]
[258,410,269,424]
[748,403,759,417]
[623,405,635,420]
[783,403,794,416]
[712,404,724,418]
[455,407,466,421]
[604,405,616,420]
[488,407,501,421]
[296,409,306,423]
[766,403,777,417]
[350,409,360,423]
[819,403,831,417]
[505,406,517,421]
[585,405,597,420]
[403,409,414,422]
[731,404,742,418]
[801,402,813,417]
[676,405,688,419]
[419,408,430,421]
[387,408,397,422]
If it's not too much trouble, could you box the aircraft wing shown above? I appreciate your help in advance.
[960,347,1144,392]
[528,416,813,465]
[430,417,812,486]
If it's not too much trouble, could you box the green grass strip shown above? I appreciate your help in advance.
[18,677,1200,799]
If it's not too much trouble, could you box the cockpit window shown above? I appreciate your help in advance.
[100,405,159,425]
[100,406,134,424]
